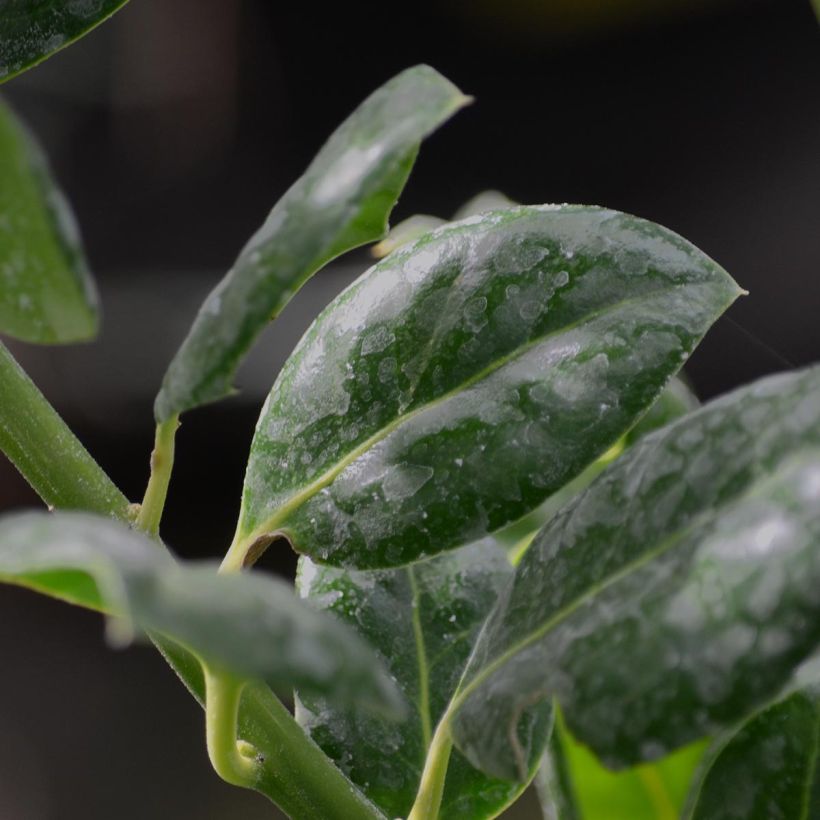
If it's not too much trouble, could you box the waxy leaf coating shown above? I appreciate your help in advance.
[452,368,820,779]
[296,542,547,819]
[0,98,98,343]
[232,205,740,570]
[685,684,820,819]
[0,0,129,83]
[154,65,468,421]
[0,511,401,713]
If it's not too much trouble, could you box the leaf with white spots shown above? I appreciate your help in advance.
[0,0,129,83]
[228,205,740,571]
[154,65,468,421]
[684,677,820,819]
[450,368,820,780]
[295,542,549,819]
[0,511,402,713]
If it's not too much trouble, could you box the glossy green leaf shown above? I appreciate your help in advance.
[0,98,98,343]
[684,683,820,819]
[0,0,129,83]
[0,511,401,713]
[625,372,698,444]
[495,375,699,564]
[451,367,820,780]
[154,65,468,422]
[229,205,740,571]
[295,542,548,819]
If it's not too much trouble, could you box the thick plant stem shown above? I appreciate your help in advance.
[407,716,455,820]
[0,341,131,519]
[204,666,260,788]
[136,415,179,536]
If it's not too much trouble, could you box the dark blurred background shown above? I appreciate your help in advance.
[0,0,818,817]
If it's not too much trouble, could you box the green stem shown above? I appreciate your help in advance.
[204,666,260,788]
[0,347,384,819]
[0,341,131,519]
[407,716,455,820]
[160,639,385,819]
[136,415,178,536]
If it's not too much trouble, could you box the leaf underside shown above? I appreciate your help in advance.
[0,0,130,84]
[0,98,98,343]
[0,511,401,714]
[154,65,468,421]
[235,205,740,570]
[453,366,820,780]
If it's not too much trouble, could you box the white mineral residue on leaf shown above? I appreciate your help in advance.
[69,0,105,17]
[382,464,434,502]
[311,143,385,206]
[360,325,395,356]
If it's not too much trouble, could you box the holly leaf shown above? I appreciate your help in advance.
[154,65,468,421]
[230,205,739,570]
[451,367,820,780]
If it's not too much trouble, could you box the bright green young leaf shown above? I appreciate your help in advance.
[557,722,706,820]
[451,367,820,780]
[452,189,515,220]
[0,98,98,343]
[536,724,581,820]
[372,214,446,259]
[0,511,401,713]
[154,65,468,422]
[295,542,548,819]
[684,683,820,819]
[229,205,740,571]
[0,0,129,83]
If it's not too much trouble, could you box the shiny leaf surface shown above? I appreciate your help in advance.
[0,511,401,712]
[452,367,820,779]
[154,65,468,421]
[0,0,129,83]
[0,98,97,343]
[295,542,546,819]
[232,205,739,570]
[684,684,820,819]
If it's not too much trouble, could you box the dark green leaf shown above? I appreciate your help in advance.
[154,65,468,421]
[0,98,98,343]
[451,367,820,779]
[0,511,401,713]
[684,682,820,819]
[625,372,698,444]
[0,0,129,83]
[230,205,740,570]
[492,375,699,563]
[295,542,548,819]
